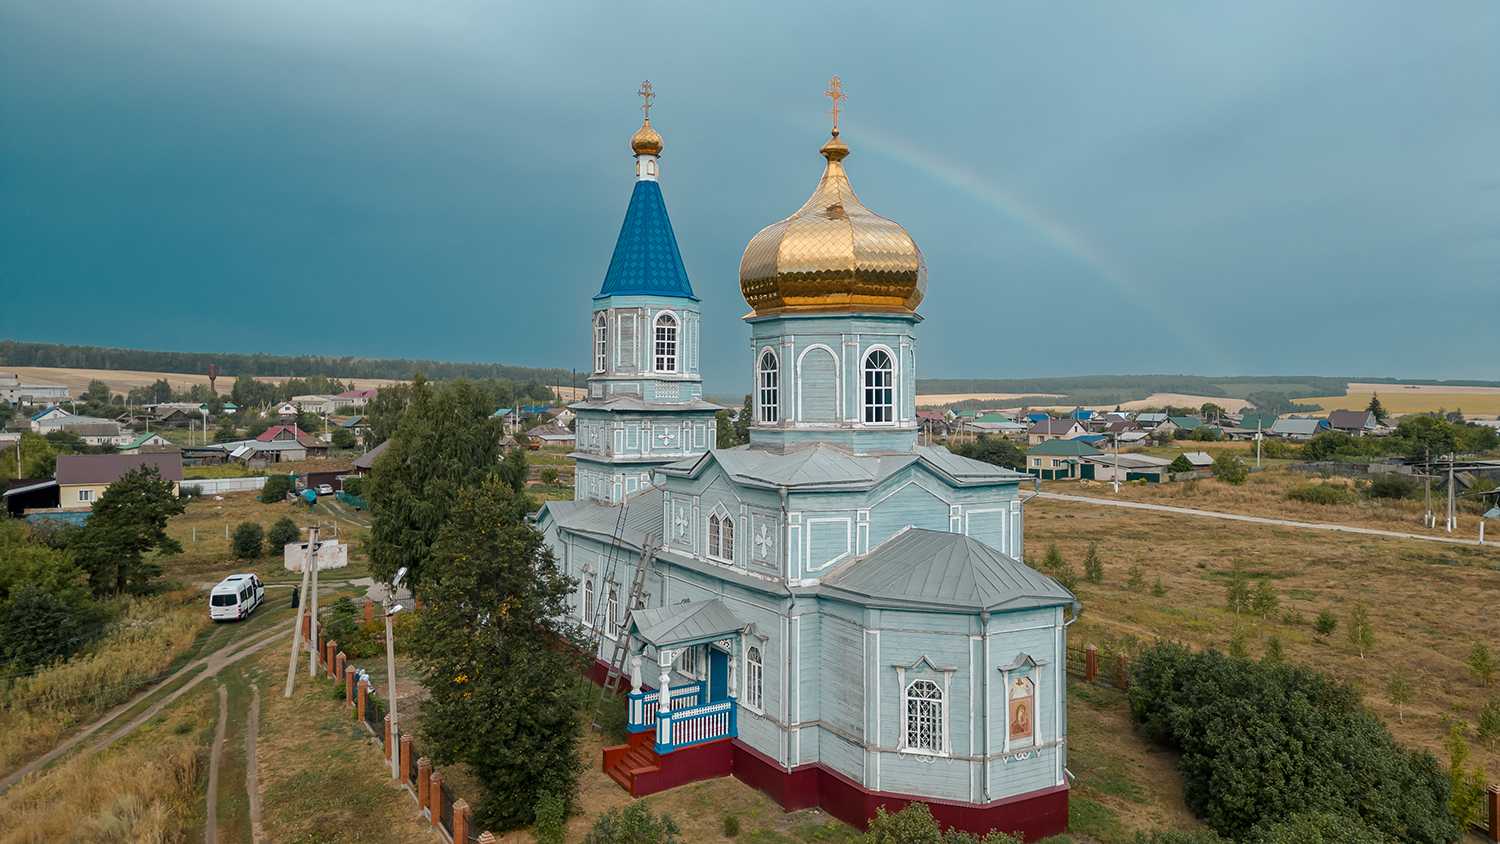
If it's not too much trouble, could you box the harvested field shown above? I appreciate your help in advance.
[1301,385,1500,417]
[1025,495,1500,780]
[916,392,1066,406]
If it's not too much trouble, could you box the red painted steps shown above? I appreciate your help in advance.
[602,732,661,796]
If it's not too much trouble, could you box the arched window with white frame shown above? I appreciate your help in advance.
[594,313,608,373]
[758,350,779,423]
[863,348,894,423]
[654,313,678,373]
[745,645,764,711]
[707,511,734,563]
[606,584,619,637]
[904,678,944,753]
[582,575,595,625]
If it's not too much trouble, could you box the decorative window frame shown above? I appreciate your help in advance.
[997,652,1046,754]
[743,644,765,714]
[581,571,595,625]
[894,656,956,757]
[593,312,608,373]
[860,344,898,426]
[706,504,735,565]
[605,583,620,641]
[757,347,780,424]
[654,311,679,374]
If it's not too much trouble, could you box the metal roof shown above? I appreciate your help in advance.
[596,179,697,301]
[352,439,390,470]
[1270,417,1328,435]
[819,528,1076,613]
[630,598,744,648]
[55,452,182,485]
[1026,439,1102,457]
[659,443,1024,491]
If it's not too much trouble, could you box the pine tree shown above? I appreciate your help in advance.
[1225,568,1251,614]
[1127,565,1146,593]
[1367,393,1388,424]
[1250,579,1279,618]
[1314,608,1338,639]
[1467,642,1495,687]
[1262,635,1283,663]
[732,395,752,444]
[411,476,583,831]
[1083,543,1104,584]
[69,465,186,595]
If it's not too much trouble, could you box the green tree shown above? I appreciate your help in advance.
[1228,628,1250,659]
[1262,636,1283,663]
[1347,603,1374,658]
[953,434,1025,471]
[330,427,357,449]
[1083,542,1104,584]
[213,416,240,443]
[363,381,414,448]
[0,522,106,669]
[1151,577,1167,597]
[1127,564,1145,592]
[1445,724,1487,829]
[732,394,752,445]
[1314,609,1338,639]
[584,803,681,844]
[1042,543,1064,572]
[1467,642,1495,687]
[1169,454,1194,474]
[267,516,301,550]
[411,477,582,830]
[533,791,567,844]
[1366,393,1388,424]
[1386,675,1412,723]
[1225,567,1250,614]
[714,409,736,448]
[1477,701,1500,751]
[1251,579,1279,618]
[1212,452,1248,485]
[232,522,263,559]
[1396,415,1456,462]
[368,379,505,589]
[70,465,186,595]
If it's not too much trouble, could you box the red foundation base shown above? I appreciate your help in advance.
[587,659,1069,841]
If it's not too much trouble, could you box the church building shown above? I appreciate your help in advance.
[537,79,1076,841]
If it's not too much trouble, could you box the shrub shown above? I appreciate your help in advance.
[1151,577,1167,597]
[1127,565,1145,592]
[859,802,1022,843]
[330,427,357,449]
[1446,725,1487,829]
[1477,701,1500,750]
[267,517,301,551]
[1366,473,1418,500]
[341,474,365,497]
[1314,609,1338,639]
[583,803,681,844]
[1251,580,1279,618]
[1127,643,1458,842]
[1262,636,1283,663]
[720,814,740,838]
[259,474,294,503]
[1467,642,1495,687]
[1347,603,1374,658]
[1169,454,1194,474]
[539,467,559,485]
[1083,543,1104,584]
[1134,832,1228,844]
[231,522,263,559]
[1212,452,1248,485]
[1286,482,1359,506]
[1248,811,1395,843]
[533,791,566,844]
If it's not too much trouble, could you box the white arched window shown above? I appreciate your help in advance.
[745,646,764,712]
[654,313,678,372]
[594,314,608,373]
[758,350,779,423]
[582,576,595,625]
[606,584,620,637]
[904,679,944,753]
[707,512,734,563]
[863,349,894,423]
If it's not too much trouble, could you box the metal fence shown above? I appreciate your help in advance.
[363,691,386,732]
[439,780,456,835]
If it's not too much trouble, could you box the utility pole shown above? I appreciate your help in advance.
[1447,455,1456,533]
[1424,447,1433,528]
[1255,421,1262,469]
[284,526,319,698]
[307,526,322,677]
[1112,432,1120,493]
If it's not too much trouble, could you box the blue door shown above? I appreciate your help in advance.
[708,648,729,702]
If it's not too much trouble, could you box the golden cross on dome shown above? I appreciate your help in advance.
[824,75,846,134]
[638,80,655,119]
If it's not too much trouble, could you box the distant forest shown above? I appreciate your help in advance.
[0,340,575,387]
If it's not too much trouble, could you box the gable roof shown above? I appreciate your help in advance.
[1135,412,1169,423]
[1028,419,1081,435]
[1327,409,1376,429]
[630,598,744,649]
[595,179,697,301]
[1168,416,1203,430]
[1270,417,1328,435]
[31,406,67,422]
[256,425,319,447]
[119,431,172,451]
[56,452,182,485]
[1027,438,1102,457]
[820,529,1076,613]
[352,439,390,470]
[1238,412,1279,431]
[1180,451,1214,467]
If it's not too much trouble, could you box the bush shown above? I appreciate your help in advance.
[321,597,379,658]
[1133,832,1228,844]
[1259,438,1301,459]
[330,427,357,449]
[860,803,1022,843]
[539,467,559,485]
[340,474,365,497]
[1083,543,1104,584]
[0,584,108,671]
[1314,609,1338,638]
[1127,643,1457,842]
[583,803,681,844]
[267,517,300,551]
[1169,454,1194,474]
[1248,811,1395,843]
[720,814,740,838]
[1211,452,1248,485]
[1366,473,1418,500]
[533,791,566,844]
[259,474,294,503]
[231,522,263,559]
[1286,482,1359,506]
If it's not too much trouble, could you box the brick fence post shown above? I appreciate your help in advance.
[363,598,374,624]
[383,714,392,760]
[1084,644,1098,683]
[344,665,355,704]
[453,799,471,843]
[1488,785,1500,843]
[417,757,432,814]
[1114,654,1130,690]
[336,652,347,685]
[399,735,414,783]
[357,679,369,722]
[302,613,311,639]
[325,640,336,676]
[428,770,444,827]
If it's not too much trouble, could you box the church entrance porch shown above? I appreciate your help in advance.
[603,598,744,795]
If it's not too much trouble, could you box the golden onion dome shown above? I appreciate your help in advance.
[739,129,925,317]
[631,118,663,156]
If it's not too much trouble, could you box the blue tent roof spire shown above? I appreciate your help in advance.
[596,104,696,301]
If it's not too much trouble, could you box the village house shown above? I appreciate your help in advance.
[1078,451,1173,483]
[55,452,182,511]
[117,431,175,454]
[28,406,71,432]
[1326,409,1379,436]
[256,425,329,458]
[534,105,1075,840]
[1025,438,1102,479]
[1026,418,1087,445]
[1269,417,1330,440]
[1,373,70,405]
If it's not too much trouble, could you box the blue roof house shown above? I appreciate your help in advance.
[537,106,1076,840]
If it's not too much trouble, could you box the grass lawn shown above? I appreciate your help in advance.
[163,492,371,586]
[1025,495,1500,781]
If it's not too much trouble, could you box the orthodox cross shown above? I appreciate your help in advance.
[824,75,846,134]
[754,524,772,559]
[638,80,655,119]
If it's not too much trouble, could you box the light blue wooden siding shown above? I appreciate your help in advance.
[818,613,865,743]
[869,481,950,548]
[805,517,852,571]
[965,508,1006,551]
[985,610,1064,795]
[799,347,839,422]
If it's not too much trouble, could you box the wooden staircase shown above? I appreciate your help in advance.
[603,733,661,796]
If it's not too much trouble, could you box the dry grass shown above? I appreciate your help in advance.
[165,491,369,583]
[0,591,208,774]
[252,648,438,844]
[1300,388,1500,417]
[0,683,210,842]
[1046,465,1493,539]
[1026,496,1500,779]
